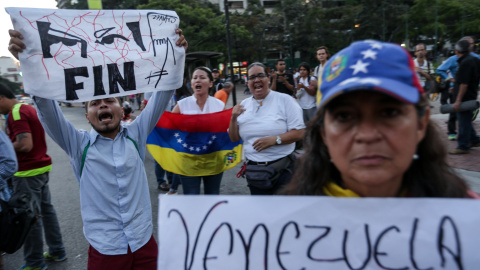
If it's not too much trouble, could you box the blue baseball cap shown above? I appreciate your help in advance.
[317,40,424,108]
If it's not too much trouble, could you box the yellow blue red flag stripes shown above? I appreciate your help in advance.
[147,108,242,176]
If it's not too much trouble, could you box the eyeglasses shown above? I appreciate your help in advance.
[248,73,267,81]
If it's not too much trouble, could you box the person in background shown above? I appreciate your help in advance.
[0,129,16,204]
[281,40,474,199]
[449,39,480,155]
[128,94,136,110]
[295,62,318,124]
[171,67,225,194]
[229,62,305,195]
[0,83,66,270]
[210,68,224,96]
[413,43,434,94]
[436,36,480,141]
[135,94,142,112]
[0,128,17,270]
[293,68,300,81]
[214,81,234,106]
[270,59,295,97]
[313,46,330,79]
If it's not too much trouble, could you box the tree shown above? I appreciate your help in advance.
[407,0,480,56]
[57,0,149,9]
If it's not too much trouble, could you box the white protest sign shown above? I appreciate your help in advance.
[158,195,480,270]
[6,8,185,102]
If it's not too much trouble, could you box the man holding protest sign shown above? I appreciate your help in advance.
[8,24,187,270]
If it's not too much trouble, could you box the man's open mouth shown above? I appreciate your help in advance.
[99,112,113,123]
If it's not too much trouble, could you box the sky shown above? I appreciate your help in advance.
[1,0,58,58]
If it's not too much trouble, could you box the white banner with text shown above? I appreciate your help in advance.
[6,7,184,102]
[158,195,480,270]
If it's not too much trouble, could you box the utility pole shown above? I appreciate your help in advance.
[382,2,385,41]
[405,5,408,49]
[224,0,237,105]
[434,0,438,61]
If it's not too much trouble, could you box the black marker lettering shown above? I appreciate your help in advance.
[126,22,146,51]
[107,61,136,94]
[64,67,88,100]
[236,224,269,270]
[37,21,87,58]
[374,226,408,270]
[410,218,433,270]
[203,223,234,269]
[437,216,463,270]
[343,224,371,270]
[305,225,343,262]
[92,65,106,96]
[276,221,300,270]
[167,209,190,270]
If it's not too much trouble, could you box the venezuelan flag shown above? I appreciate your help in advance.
[147,108,242,176]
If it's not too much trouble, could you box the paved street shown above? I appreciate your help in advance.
[4,85,480,269]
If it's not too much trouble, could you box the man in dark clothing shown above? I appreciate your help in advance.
[449,39,480,154]
[270,59,295,96]
[210,68,224,96]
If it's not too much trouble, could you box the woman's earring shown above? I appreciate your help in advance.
[413,154,419,160]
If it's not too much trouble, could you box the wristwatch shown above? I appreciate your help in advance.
[276,135,282,145]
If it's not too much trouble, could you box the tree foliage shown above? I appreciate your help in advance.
[57,0,480,66]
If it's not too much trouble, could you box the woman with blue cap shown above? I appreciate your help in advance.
[282,40,475,198]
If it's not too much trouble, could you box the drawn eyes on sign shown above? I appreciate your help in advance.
[95,34,129,45]
[37,21,87,58]
[94,27,115,38]
[94,27,130,45]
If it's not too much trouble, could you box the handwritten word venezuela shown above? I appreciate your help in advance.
[160,198,480,270]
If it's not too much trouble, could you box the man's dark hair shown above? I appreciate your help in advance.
[276,59,285,65]
[0,83,16,99]
[316,46,331,59]
[415,43,426,50]
[455,39,470,54]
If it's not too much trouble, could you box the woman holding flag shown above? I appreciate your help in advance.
[229,62,305,195]
[170,67,226,194]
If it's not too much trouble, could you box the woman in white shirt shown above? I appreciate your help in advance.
[171,67,225,194]
[228,62,305,195]
[295,62,318,124]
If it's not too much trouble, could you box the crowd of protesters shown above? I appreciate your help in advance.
[2,19,480,270]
